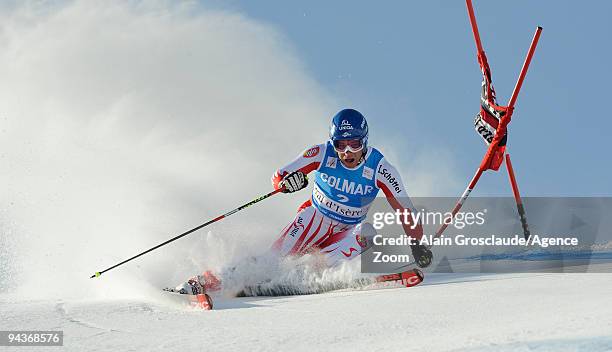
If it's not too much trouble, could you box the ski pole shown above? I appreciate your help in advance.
[90,188,284,279]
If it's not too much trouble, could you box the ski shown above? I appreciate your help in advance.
[236,268,424,297]
[162,288,214,310]
[161,269,423,310]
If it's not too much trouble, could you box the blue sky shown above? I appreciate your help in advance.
[214,0,611,196]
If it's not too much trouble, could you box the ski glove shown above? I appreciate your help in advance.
[281,171,308,193]
[411,244,433,268]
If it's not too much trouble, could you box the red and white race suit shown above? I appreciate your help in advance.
[271,142,422,266]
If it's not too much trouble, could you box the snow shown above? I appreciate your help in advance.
[2,273,611,351]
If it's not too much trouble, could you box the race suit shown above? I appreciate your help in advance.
[271,141,422,265]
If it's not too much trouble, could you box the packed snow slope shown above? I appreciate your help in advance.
[2,273,612,352]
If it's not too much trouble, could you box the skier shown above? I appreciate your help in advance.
[177,109,432,295]
[271,109,432,265]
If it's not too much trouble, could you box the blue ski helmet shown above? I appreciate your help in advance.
[329,108,369,150]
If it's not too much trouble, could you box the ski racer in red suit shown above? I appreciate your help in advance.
[176,109,432,295]
[271,109,432,267]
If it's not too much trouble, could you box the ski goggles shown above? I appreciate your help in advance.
[332,138,364,153]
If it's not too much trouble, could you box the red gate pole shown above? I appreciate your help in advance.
[508,27,543,110]
[505,154,531,239]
